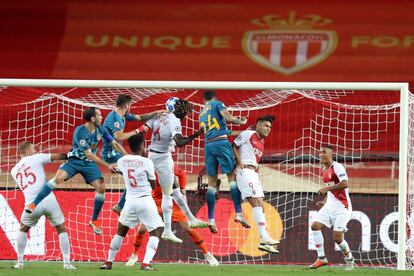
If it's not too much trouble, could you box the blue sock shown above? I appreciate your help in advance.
[92,193,105,221]
[206,187,217,220]
[229,181,242,213]
[33,181,55,206]
[117,190,127,209]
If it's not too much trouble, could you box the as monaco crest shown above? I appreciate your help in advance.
[243,11,337,75]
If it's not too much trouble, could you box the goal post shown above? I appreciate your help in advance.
[0,79,411,270]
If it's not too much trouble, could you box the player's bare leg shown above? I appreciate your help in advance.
[247,197,279,254]
[333,231,354,270]
[126,224,148,266]
[228,172,250,229]
[55,224,77,270]
[100,222,129,270]
[206,174,219,233]
[25,170,67,213]
[309,222,328,269]
[89,178,105,235]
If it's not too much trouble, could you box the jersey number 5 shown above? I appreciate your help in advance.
[201,114,220,132]
[16,166,37,190]
[128,169,138,187]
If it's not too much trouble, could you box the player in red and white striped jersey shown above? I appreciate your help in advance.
[10,141,76,270]
[232,115,279,254]
[309,145,354,270]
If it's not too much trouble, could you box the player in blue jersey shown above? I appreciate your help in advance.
[25,107,127,235]
[199,90,251,233]
[101,94,165,215]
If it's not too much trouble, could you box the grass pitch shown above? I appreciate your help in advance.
[0,262,411,275]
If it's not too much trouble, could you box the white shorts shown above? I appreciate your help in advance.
[119,196,164,232]
[314,202,351,232]
[236,168,264,200]
[20,195,65,227]
[149,152,174,194]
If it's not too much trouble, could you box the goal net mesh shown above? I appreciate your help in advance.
[0,86,413,268]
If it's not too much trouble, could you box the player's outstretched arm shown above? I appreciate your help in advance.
[127,110,166,122]
[173,128,203,147]
[220,109,247,125]
[113,125,148,141]
[50,153,68,161]
[84,149,117,172]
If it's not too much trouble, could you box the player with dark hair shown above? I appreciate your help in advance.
[309,145,354,270]
[199,90,250,233]
[144,98,207,243]
[102,93,165,215]
[233,115,279,254]
[125,164,219,267]
[25,107,126,235]
[100,133,163,271]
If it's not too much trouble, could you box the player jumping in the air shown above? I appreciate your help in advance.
[125,164,219,267]
[100,134,164,271]
[233,115,280,254]
[144,98,207,243]
[101,94,164,215]
[309,145,354,270]
[199,90,250,233]
[11,141,76,270]
[25,107,125,235]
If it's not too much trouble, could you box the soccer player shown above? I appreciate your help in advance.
[100,133,163,271]
[232,115,279,254]
[11,141,76,269]
[125,164,219,267]
[145,98,207,243]
[199,90,250,233]
[25,107,125,235]
[101,94,165,214]
[309,145,354,270]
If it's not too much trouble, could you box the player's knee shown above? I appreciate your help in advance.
[333,232,343,244]
[311,222,322,231]
[55,224,67,234]
[20,223,30,233]
[138,225,147,235]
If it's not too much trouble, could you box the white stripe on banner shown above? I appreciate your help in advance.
[270,41,282,66]
[296,41,308,65]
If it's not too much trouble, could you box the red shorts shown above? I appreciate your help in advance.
[154,197,187,223]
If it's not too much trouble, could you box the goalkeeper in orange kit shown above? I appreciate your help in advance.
[125,165,219,267]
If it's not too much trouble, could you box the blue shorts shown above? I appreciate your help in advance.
[102,152,122,164]
[204,139,235,176]
[59,158,103,184]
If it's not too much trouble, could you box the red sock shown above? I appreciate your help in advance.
[133,232,144,255]
[188,229,208,254]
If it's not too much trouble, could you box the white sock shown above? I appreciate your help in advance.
[252,207,270,241]
[17,231,28,262]
[312,230,325,258]
[108,234,124,262]
[58,232,70,264]
[143,236,159,265]
[161,194,173,233]
[338,240,353,259]
[172,188,196,221]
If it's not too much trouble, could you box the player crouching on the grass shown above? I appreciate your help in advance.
[232,115,280,254]
[309,145,354,270]
[100,133,163,271]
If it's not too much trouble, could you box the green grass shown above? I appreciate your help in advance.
[0,262,412,275]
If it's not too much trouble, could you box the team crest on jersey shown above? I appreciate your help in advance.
[97,133,102,141]
[243,11,337,75]
[114,122,121,129]
[79,139,87,147]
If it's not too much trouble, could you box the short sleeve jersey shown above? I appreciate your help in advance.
[199,100,229,141]
[146,113,182,153]
[233,130,264,168]
[322,161,352,209]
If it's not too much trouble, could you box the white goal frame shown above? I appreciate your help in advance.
[0,78,410,270]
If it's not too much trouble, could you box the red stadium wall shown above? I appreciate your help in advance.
[0,191,399,264]
[0,0,413,86]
